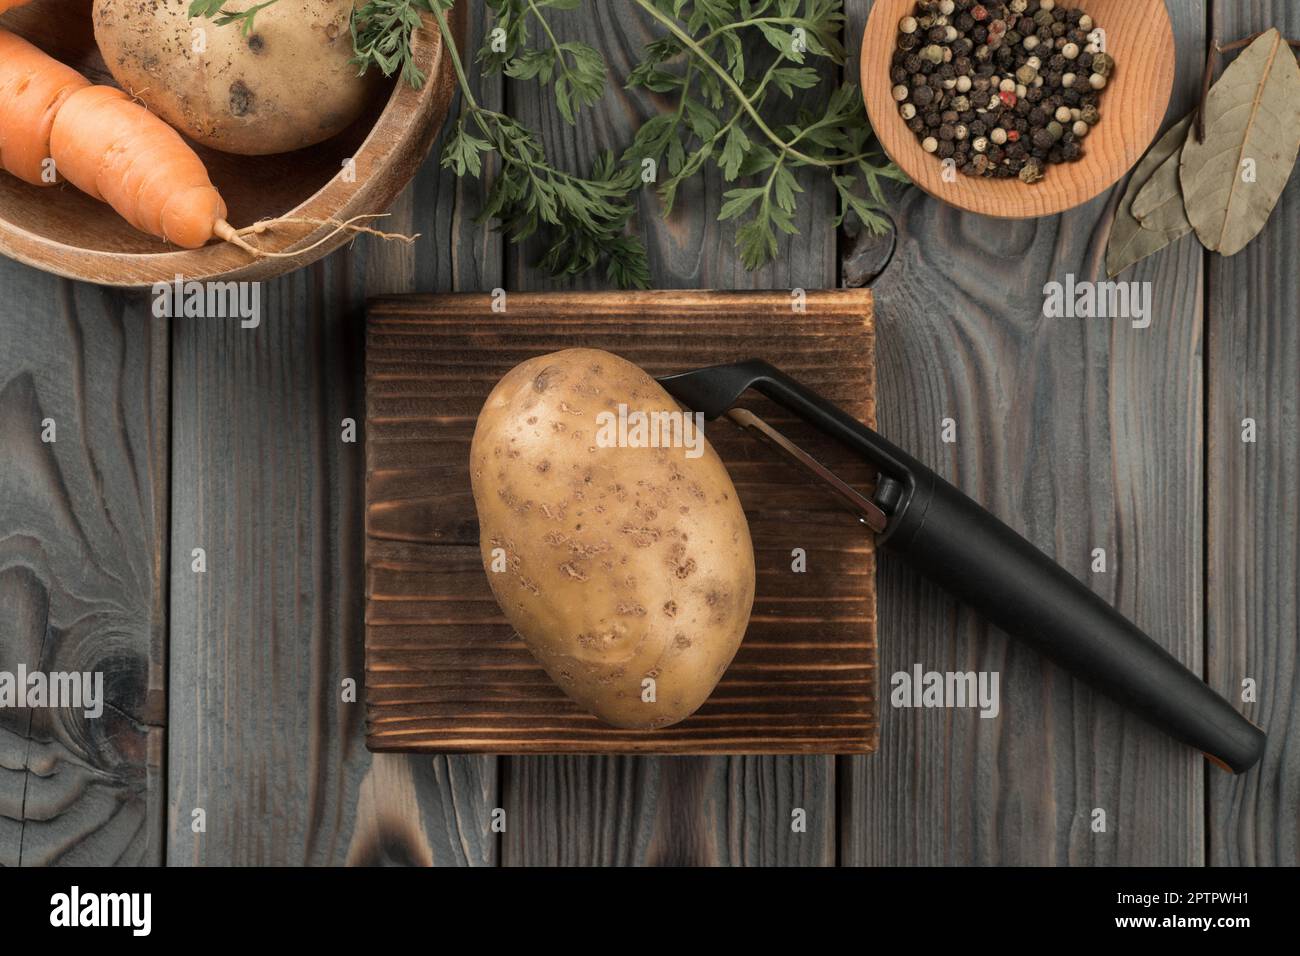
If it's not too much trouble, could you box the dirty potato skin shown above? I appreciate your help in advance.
[93,0,376,156]
[470,349,756,729]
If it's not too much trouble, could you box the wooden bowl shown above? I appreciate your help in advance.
[0,0,457,286]
[861,0,1174,218]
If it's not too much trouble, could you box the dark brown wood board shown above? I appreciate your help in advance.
[365,290,878,755]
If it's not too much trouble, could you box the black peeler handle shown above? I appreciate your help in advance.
[664,360,1265,773]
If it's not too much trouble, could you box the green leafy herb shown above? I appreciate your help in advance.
[190,0,902,285]
[187,0,279,36]
[351,0,431,88]
[480,0,607,124]
[622,0,904,270]
[435,3,650,287]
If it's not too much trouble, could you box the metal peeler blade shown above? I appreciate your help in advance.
[725,408,888,533]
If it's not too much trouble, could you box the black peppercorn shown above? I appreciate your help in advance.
[892,0,1111,182]
[1061,141,1082,160]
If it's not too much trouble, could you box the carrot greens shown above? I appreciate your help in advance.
[190,0,901,286]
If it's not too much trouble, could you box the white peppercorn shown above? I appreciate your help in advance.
[1041,0,1055,11]
[972,136,988,153]
[938,0,954,15]
[1061,72,1076,88]
[900,102,917,120]
[893,84,910,102]
[1079,14,1094,31]
[1062,42,1080,60]
[956,75,972,93]
[922,135,939,153]
[1024,34,1040,50]
[1089,72,1107,89]
[1054,106,1072,123]
[990,127,1008,145]
[1072,120,1089,138]
[900,15,918,33]
[999,77,1017,93]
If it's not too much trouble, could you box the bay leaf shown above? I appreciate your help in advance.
[1106,113,1195,278]
[1131,120,1193,226]
[1180,28,1300,256]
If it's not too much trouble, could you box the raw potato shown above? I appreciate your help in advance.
[470,349,756,729]
[92,0,376,156]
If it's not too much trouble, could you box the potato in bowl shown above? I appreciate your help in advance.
[93,0,378,156]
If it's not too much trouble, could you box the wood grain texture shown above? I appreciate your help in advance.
[862,0,1175,219]
[839,0,1209,865]
[165,5,501,866]
[365,291,878,755]
[0,271,166,865]
[1206,0,1300,867]
[501,4,841,865]
[0,1,455,286]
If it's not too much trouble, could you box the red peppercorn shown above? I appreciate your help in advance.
[972,4,987,20]
[1006,129,1020,142]
[999,90,1018,107]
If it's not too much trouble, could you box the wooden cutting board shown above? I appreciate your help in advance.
[365,290,878,754]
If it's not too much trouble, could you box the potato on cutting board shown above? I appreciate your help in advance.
[470,348,756,730]
[92,0,376,156]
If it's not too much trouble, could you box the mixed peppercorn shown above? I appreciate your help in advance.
[890,0,1116,183]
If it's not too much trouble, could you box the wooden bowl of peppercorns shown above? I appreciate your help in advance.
[862,0,1173,218]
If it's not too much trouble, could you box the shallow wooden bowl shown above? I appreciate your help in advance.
[862,0,1174,218]
[0,0,457,286]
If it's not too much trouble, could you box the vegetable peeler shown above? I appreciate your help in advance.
[657,359,1266,773]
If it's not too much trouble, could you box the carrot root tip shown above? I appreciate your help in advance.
[218,214,418,258]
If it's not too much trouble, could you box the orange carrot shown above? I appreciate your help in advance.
[51,85,227,249]
[0,29,90,186]
[2,26,412,254]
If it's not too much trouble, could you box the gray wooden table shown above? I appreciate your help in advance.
[1,0,1295,867]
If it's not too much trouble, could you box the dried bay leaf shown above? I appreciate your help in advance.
[1106,113,1195,278]
[1180,29,1300,256]
[1131,118,1194,226]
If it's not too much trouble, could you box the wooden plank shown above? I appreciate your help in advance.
[0,273,166,865]
[1206,0,1300,866]
[365,291,878,755]
[165,5,502,866]
[502,4,840,864]
[839,0,1209,865]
